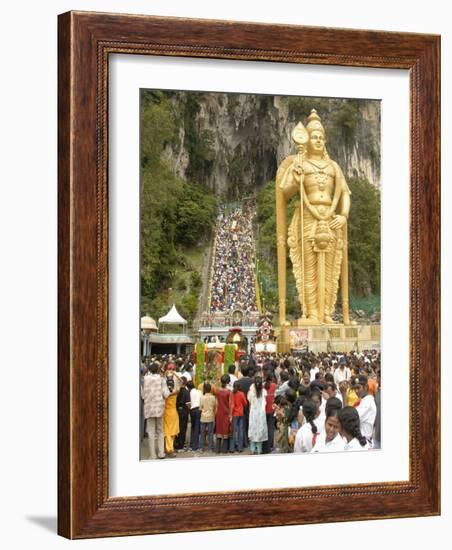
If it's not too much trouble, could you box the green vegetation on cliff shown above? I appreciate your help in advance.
[140,90,217,323]
[347,177,381,298]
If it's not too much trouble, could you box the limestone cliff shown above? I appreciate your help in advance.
[160,91,380,197]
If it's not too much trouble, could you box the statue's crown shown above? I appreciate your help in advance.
[306,109,325,135]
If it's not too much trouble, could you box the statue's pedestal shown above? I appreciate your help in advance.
[276,323,380,353]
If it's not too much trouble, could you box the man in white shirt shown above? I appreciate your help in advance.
[334,356,351,386]
[351,374,377,443]
[181,363,193,382]
[309,363,319,382]
[227,364,237,390]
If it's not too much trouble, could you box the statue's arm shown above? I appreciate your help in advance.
[329,162,351,230]
[334,161,351,218]
[340,186,351,218]
[280,174,299,201]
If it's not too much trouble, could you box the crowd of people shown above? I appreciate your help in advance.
[140,350,380,459]
[209,205,259,315]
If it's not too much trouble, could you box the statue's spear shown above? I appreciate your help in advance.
[292,122,309,320]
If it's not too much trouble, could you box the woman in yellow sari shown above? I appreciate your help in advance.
[163,368,180,457]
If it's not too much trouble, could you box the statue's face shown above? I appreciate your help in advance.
[308,130,325,155]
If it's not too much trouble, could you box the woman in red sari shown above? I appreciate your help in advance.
[214,374,232,453]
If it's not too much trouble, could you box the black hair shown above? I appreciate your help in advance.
[285,388,297,404]
[228,364,236,374]
[324,372,334,383]
[186,380,194,391]
[283,388,299,424]
[288,377,300,391]
[302,399,318,435]
[241,365,249,377]
[280,371,289,382]
[203,382,212,395]
[309,387,322,402]
[324,381,337,393]
[232,380,240,394]
[264,373,274,390]
[337,406,367,446]
[274,394,284,406]
[220,374,230,388]
[325,397,342,418]
[325,407,341,423]
[278,396,288,409]
[254,376,263,398]
[149,362,159,374]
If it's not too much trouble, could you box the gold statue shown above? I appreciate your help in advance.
[276,109,352,325]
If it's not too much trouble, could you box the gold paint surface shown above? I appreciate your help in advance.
[276,109,352,327]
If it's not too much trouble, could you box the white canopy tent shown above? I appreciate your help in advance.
[158,304,187,333]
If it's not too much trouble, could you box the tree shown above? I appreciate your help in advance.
[347,177,381,296]
[176,183,217,247]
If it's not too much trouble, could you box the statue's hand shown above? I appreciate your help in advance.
[293,162,303,175]
[291,162,303,182]
[329,215,346,230]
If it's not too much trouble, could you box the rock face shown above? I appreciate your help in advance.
[162,91,380,197]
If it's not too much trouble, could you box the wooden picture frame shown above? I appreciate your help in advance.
[58,11,440,538]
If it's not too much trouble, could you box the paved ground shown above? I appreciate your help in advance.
[140,435,253,460]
